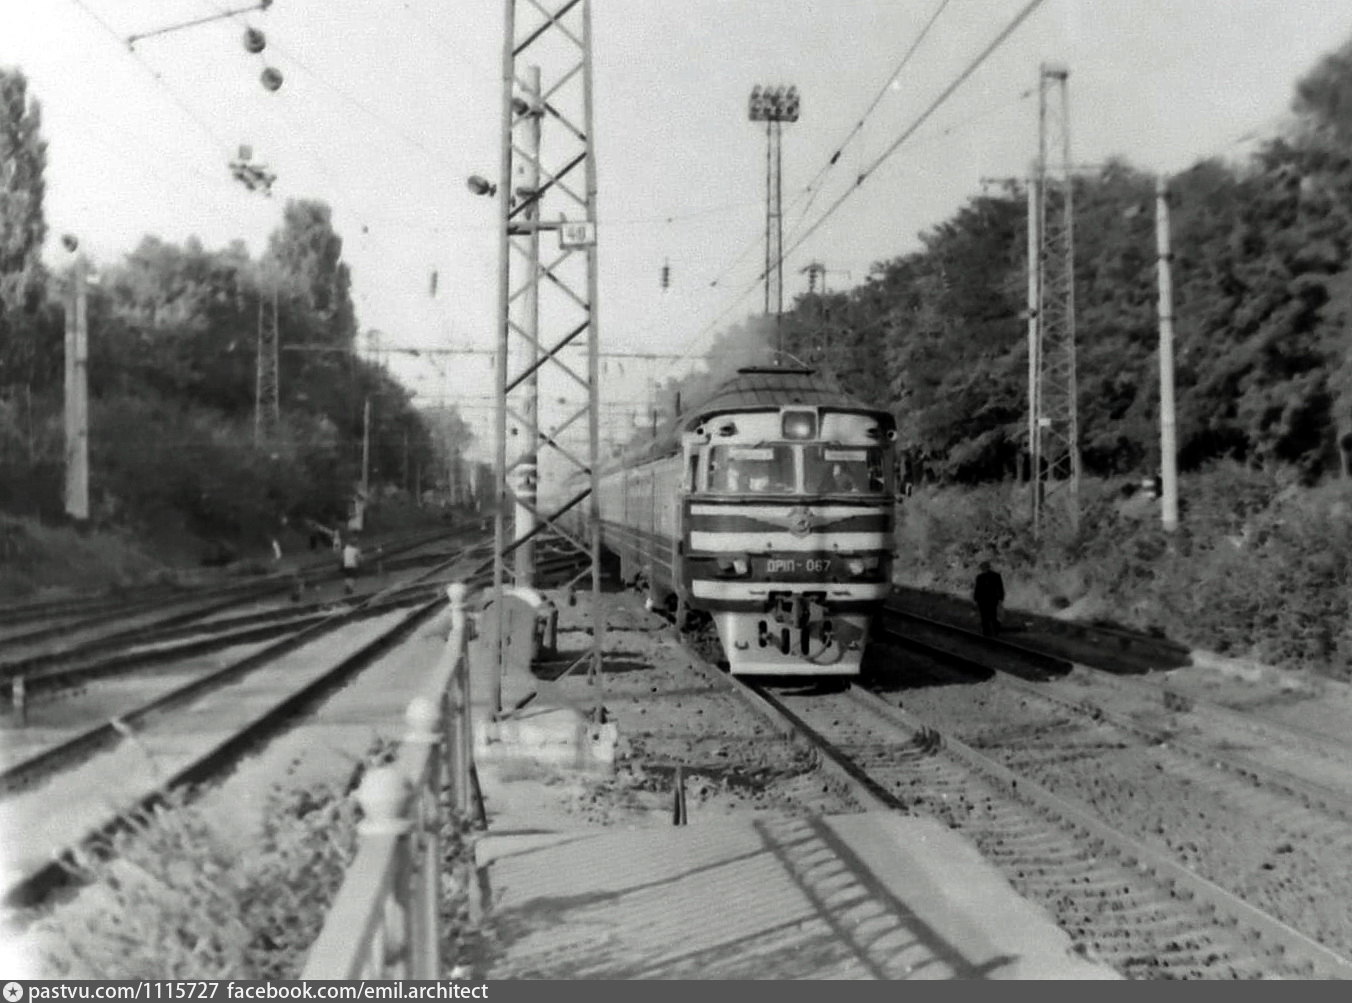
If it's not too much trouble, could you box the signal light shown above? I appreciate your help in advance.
[243,28,266,54]
[260,67,283,91]
[661,262,670,290]
[781,410,817,440]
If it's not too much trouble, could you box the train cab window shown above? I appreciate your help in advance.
[805,446,888,495]
[705,445,797,494]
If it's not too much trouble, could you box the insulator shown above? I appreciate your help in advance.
[260,67,283,92]
[243,28,266,54]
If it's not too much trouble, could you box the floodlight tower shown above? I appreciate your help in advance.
[749,84,800,362]
[1028,62,1080,534]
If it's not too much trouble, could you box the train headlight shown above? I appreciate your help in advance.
[716,556,751,577]
[781,409,817,440]
[846,555,881,578]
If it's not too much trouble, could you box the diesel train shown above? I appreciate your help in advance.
[592,365,898,676]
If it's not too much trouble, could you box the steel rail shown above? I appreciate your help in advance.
[841,685,1352,980]
[1,556,496,908]
[0,529,453,660]
[877,609,1352,818]
[0,532,463,681]
[672,624,1352,978]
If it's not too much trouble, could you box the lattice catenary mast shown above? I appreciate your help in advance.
[1027,62,1080,533]
[255,287,280,444]
[491,0,603,715]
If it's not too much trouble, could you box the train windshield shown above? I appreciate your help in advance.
[803,445,889,495]
[706,445,797,494]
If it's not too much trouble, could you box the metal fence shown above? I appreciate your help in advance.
[301,582,476,979]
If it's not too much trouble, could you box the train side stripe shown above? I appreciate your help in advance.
[689,503,890,519]
[691,579,891,600]
[688,531,890,552]
[688,513,890,533]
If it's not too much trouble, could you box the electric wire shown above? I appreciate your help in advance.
[703,0,953,295]
[776,0,1047,286]
[67,0,234,156]
[661,0,1048,375]
[784,0,954,246]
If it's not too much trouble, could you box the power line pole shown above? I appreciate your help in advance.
[1155,174,1180,531]
[749,84,800,364]
[1029,61,1081,535]
[802,261,823,294]
[254,286,280,445]
[490,0,604,718]
[64,258,90,522]
[360,395,371,524]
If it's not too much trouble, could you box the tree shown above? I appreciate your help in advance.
[0,67,47,314]
[0,66,57,391]
[266,199,357,348]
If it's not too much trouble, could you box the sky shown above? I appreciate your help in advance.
[5,0,1352,458]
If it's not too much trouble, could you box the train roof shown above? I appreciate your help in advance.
[611,366,892,468]
[679,366,886,428]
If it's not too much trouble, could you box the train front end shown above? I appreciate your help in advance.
[681,395,896,677]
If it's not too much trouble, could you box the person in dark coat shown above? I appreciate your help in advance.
[973,560,1005,637]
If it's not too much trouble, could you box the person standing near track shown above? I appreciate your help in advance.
[973,560,1005,637]
[341,533,362,594]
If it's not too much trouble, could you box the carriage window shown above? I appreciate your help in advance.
[804,446,888,494]
[705,445,798,494]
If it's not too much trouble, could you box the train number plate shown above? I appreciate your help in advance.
[762,557,835,576]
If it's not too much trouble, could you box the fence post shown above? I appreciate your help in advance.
[403,695,442,979]
[355,766,413,977]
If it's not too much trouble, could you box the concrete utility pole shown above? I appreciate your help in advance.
[360,396,371,523]
[1155,175,1180,531]
[749,84,800,363]
[1028,62,1081,535]
[64,258,90,522]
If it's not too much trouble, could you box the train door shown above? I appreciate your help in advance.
[676,432,708,608]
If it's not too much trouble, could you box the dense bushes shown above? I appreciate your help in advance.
[0,513,168,599]
[896,462,1352,678]
[26,782,359,978]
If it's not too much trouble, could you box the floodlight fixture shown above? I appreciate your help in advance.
[748,84,800,123]
[467,175,498,197]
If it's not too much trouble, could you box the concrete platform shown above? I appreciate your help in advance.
[462,591,1118,980]
[475,812,1117,979]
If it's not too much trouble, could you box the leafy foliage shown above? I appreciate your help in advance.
[32,782,361,979]
[757,34,1352,486]
[0,66,474,548]
[898,465,1352,677]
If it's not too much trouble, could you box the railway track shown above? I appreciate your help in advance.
[0,540,591,909]
[0,538,487,907]
[673,634,1352,978]
[877,605,1352,806]
[0,529,456,659]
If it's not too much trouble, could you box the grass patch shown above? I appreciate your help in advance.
[0,514,173,601]
[16,759,476,978]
